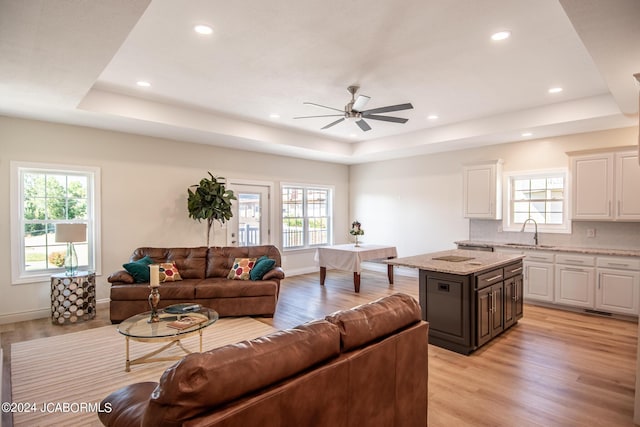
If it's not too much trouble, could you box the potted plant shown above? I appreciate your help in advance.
[187,172,237,246]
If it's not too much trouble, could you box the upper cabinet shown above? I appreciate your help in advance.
[615,151,640,220]
[570,148,640,221]
[463,160,502,219]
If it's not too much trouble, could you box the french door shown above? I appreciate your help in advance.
[226,183,271,246]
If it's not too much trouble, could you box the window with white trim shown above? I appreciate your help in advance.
[10,162,101,283]
[504,169,570,233]
[281,184,332,249]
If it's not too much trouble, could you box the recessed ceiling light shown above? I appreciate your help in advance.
[269,113,280,119]
[548,87,563,94]
[491,31,511,41]
[349,133,358,138]
[194,24,213,35]
[521,132,533,137]
[427,114,439,120]
[136,81,151,88]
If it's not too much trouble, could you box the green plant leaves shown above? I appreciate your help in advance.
[187,172,237,245]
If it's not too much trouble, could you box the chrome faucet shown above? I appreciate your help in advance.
[520,218,538,246]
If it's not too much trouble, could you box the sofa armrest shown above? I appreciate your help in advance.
[108,270,135,284]
[262,266,285,281]
[99,381,157,427]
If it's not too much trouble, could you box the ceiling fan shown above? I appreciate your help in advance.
[294,85,413,132]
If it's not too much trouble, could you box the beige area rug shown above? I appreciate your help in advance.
[11,317,277,427]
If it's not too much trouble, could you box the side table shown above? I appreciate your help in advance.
[51,271,96,325]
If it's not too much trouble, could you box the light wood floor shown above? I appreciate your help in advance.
[1,269,638,426]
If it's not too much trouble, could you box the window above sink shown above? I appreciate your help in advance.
[502,168,571,234]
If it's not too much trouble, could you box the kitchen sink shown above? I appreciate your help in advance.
[503,243,555,249]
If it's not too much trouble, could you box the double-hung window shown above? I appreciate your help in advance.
[504,169,570,233]
[281,184,332,249]
[10,162,101,283]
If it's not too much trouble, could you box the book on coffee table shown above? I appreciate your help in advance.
[166,315,207,330]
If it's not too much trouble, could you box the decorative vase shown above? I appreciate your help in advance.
[64,242,78,275]
[355,235,360,247]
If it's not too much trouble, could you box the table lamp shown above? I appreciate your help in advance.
[55,223,87,275]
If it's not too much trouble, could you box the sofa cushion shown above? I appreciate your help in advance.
[226,258,256,280]
[325,293,421,352]
[142,320,341,426]
[108,270,135,284]
[131,247,207,280]
[195,278,278,299]
[158,262,182,282]
[123,256,154,283]
[207,246,281,278]
[250,256,276,281]
[110,280,199,301]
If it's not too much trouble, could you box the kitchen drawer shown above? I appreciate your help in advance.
[524,251,555,263]
[477,268,504,290]
[596,256,640,270]
[503,262,524,279]
[556,254,595,266]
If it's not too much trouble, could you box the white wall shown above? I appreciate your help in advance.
[1,115,637,323]
[0,116,349,323]
[350,126,640,257]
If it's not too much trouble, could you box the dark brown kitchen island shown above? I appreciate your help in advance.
[388,249,524,354]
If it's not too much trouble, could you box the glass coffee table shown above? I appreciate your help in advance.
[117,304,218,371]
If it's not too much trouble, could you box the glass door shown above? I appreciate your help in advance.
[227,184,270,246]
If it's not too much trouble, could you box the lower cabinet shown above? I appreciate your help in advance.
[504,275,524,328]
[524,252,555,302]
[596,257,640,315]
[496,248,639,316]
[554,254,595,308]
[477,283,503,347]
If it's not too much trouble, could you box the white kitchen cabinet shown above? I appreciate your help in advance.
[463,160,502,219]
[570,149,640,221]
[615,151,640,220]
[571,152,613,220]
[596,257,640,315]
[523,252,555,303]
[554,254,595,308]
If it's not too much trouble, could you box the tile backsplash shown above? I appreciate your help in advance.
[469,219,640,251]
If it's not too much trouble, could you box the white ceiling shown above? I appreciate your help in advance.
[1,0,639,164]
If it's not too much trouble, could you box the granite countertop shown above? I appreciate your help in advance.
[387,249,524,275]
[455,240,640,258]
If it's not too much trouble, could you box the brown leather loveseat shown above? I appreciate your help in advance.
[108,245,284,323]
[99,293,429,427]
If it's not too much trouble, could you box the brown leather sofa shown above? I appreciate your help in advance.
[108,245,284,323]
[99,293,429,427]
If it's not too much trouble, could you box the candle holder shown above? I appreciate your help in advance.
[148,286,160,323]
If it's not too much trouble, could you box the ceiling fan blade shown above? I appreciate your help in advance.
[294,114,344,119]
[321,118,345,129]
[362,103,413,115]
[365,114,409,124]
[303,102,344,113]
[356,119,372,131]
[352,95,371,112]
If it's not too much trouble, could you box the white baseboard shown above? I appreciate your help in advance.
[0,298,110,325]
[284,266,320,277]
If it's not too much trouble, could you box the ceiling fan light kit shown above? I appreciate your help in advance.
[294,85,413,132]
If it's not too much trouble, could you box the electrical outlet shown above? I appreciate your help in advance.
[586,228,596,238]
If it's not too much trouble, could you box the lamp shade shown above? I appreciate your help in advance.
[55,223,87,243]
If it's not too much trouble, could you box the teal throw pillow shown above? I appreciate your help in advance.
[123,255,154,283]
[250,256,276,281]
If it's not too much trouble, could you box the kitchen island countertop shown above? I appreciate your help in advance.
[387,249,524,275]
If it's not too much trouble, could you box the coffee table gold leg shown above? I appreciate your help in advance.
[125,336,131,372]
[199,329,203,352]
